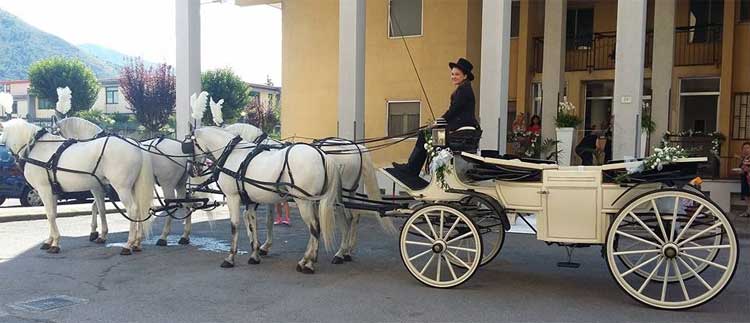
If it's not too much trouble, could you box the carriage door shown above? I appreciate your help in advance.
[538,169,602,244]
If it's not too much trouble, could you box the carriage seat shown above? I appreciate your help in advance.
[448,127,482,153]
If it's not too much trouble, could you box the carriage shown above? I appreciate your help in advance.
[357,122,739,310]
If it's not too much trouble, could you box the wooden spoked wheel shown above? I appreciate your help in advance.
[399,204,482,288]
[606,189,738,310]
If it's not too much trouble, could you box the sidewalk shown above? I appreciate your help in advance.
[0,203,122,223]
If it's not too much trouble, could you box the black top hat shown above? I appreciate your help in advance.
[449,58,474,81]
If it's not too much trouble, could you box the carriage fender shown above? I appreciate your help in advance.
[447,189,511,231]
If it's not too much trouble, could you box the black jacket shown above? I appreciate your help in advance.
[442,81,479,131]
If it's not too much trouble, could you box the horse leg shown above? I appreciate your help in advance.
[91,189,109,244]
[156,186,176,246]
[220,195,242,268]
[260,204,274,256]
[38,188,61,253]
[332,206,351,264]
[344,212,361,261]
[115,188,137,255]
[243,205,261,264]
[89,201,99,242]
[295,201,319,274]
[176,185,191,245]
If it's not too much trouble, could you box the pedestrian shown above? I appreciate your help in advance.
[575,126,599,166]
[527,115,542,135]
[274,201,291,225]
[739,142,750,217]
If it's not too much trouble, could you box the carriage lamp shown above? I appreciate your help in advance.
[431,118,448,148]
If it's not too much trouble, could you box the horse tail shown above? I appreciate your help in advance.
[134,150,156,237]
[361,152,397,235]
[317,154,341,251]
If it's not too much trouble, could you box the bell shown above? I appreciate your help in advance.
[431,118,448,148]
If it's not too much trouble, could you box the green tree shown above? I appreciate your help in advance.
[201,68,250,124]
[28,57,100,112]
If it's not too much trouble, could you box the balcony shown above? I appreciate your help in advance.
[532,25,721,73]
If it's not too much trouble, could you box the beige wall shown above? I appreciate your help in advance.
[91,85,131,114]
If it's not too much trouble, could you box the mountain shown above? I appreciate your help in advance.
[78,44,157,69]
[0,9,119,80]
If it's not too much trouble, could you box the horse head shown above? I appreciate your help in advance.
[0,118,41,155]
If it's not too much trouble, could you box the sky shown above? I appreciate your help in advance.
[0,0,282,85]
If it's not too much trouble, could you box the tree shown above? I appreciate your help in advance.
[244,98,279,135]
[28,57,99,112]
[201,68,250,124]
[120,58,176,133]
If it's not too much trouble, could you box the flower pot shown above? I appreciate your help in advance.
[639,132,649,158]
[555,127,574,166]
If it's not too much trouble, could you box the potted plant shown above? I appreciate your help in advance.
[555,96,582,165]
[640,102,656,158]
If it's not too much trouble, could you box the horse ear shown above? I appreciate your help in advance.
[218,99,224,105]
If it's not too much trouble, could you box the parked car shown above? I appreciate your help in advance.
[0,145,118,206]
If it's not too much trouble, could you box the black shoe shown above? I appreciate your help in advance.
[392,162,408,169]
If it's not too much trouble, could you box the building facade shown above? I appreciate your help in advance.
[244,0,750,176]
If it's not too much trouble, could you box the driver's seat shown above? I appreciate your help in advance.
[448,126,482,153]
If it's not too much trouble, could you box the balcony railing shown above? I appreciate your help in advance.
[674,25,722,66]
[532,25,721,73]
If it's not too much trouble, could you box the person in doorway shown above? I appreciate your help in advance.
[527,115,542,135]
[393,58,479,176]
[575,125,599,166]
[738,142,750,217]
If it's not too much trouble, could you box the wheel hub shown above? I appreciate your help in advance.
[431,240,447,254]
[662,243,679,259]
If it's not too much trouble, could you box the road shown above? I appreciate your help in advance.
[0,206,748,323]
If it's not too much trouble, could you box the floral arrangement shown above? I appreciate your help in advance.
[424,130,453,190]
[643,145,688,171]
[662,130,725,157]
[555,96,582,128]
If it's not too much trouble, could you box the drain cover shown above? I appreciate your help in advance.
[9,295,87,312]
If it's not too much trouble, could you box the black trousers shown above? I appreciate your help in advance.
[741,172,750,198]
[405,132,428,174]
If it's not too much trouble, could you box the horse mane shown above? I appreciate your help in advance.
[57,117,104,140]
[224,123,264,142]
[2,118,41,153]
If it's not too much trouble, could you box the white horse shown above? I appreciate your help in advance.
[56,117,205,246]
[224,123,396,264]
[0,118,154,255]
[192,126,340,273]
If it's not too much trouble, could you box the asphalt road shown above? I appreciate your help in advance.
[0,206,748,323]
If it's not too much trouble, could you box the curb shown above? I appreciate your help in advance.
[0,207,122,223]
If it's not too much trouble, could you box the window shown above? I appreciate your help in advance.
[387,101,420,137]
[106,87,118,105]
[741,0,750,22]
[732,93,750,139]
[689,0,723,43]
[510,1,520,38]
[389,0,422,38]
[679,78,720,133]
[566,8,594,49]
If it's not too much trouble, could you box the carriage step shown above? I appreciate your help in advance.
[557,262,581,268]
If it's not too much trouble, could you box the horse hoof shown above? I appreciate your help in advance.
[343,255,353,262]
[332,256,344,264]
[301,267,315,274]
[258,249,268,256]
[132,246,142,252]
[120,248,132,256]
[248,258,260,265]
[220,261,234,268]
[47,246,60,254]
[178,238,190,245]
[155,239,167,246]
[89,232,99,241]
[40,243,51,250]
[95,238,106,244]
[296,264,303,272]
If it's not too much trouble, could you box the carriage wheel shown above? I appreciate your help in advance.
[606,189,738,310]
[451,196,505,267]
[399,204,482,288]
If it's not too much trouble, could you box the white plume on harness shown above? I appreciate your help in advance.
[55,87,72,116]
[209,97,224,126]
[190,91,209,122]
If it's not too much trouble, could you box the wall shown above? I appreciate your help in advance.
[91,85,131,114]
[280,0,339,140]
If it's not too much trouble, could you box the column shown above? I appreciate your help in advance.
[650,0,675,154]
[478,0,512,153]
[612,0,647,160]
[175,0,202,139]
[718,0,736,176]
[541,0,566,142]
[338,0,366,141]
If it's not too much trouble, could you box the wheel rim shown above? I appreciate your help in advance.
[454,197,505,267]
[27,189,43,206]
[607,190,738,309]
[400,204,482,288]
